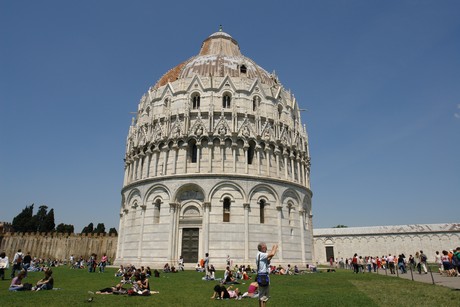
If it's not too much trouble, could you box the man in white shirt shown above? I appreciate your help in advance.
[256,242,278,307]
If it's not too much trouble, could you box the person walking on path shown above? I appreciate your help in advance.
[419,250,428,274]
[256,242,278,307]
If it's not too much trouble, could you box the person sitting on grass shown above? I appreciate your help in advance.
[33,267,54,291]
[115,265,125,277]
[241,281,259,298]
[9,270,28,291]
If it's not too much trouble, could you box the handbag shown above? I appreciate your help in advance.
[256,254,270,287]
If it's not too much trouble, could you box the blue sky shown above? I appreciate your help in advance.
[1,0,459,232]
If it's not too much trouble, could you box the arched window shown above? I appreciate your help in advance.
[223,197,231,222]
[191,93,200,109]
[253,96,260,111]
[247,140,255,165]
[240,65,247,74]
[154,199,161,224]
[288,204,293,226]
[260,200,265,224]
[222,93,231,108]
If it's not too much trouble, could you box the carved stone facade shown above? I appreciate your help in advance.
[313,223,460,264]
[116,30,313,268]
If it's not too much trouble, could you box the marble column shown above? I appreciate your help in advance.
[220,144,225,172]
[182,143,189,174]
[283,151,289,179]
[232,143,237,173]
[256,145,261,175]
[243,203,250,262]
[290,153,295,181]
[208,141,213,173]
[202,202,211,256]
[276,204,283,261]
[196,144,201,173]
[144,149,152,178]
[152,148,160,177]
[265,147,271,176]
[299,209,306,264]
[161,148,168,175]
[138,151,145,179]
[168,203,178,264]
[243,145,249,174]
[296,156,302,184]
[274,147,281,178]
[137,204,147,261]
[172,144,178,174]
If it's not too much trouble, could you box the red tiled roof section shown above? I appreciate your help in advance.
[153,60,189,89]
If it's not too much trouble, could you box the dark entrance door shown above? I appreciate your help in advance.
[181,228,199,263]
[325,246,334,262]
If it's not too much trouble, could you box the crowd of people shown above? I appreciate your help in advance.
[5,244,457,305]
[341,247,460,276]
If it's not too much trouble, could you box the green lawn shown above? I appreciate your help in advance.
[1,267,459,306]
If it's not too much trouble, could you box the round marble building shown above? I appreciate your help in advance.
[115,29,313,268]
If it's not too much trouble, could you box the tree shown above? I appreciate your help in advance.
[56,223,74,234]
[43,208,55,232]
[36,205,49,232]
[81,222,94,234]
[12,204,35,232]
[93,223,106,234]
[108,228,118,235]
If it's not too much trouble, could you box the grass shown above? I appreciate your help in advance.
[1,267,459,306]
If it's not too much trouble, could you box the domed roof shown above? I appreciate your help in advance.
[153,30,276,89]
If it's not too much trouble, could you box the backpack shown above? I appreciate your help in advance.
[421,255,427,262]
[16,253,23,264]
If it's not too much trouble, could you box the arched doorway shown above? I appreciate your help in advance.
[179,203,202,264]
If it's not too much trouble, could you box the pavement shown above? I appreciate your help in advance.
[374,268,460,290]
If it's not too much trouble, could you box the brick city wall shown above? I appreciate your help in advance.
[0,232,118,262]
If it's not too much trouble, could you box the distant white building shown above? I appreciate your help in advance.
[115,29,313,268]
[313,223,460,264]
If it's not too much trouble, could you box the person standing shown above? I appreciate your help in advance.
[10,249,24,278]
[204,253,210,280]
[256,242,278,307]
[0,252,9,280]
[454,247,460,274]
[99,253,108,273]
[178,255,184,271]
[419,250,428,274]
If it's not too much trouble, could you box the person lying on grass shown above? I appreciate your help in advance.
[96,283,128,295]
[211,284,241,299]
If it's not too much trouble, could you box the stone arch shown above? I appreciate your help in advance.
[248,184,278,205]
[174,183,205,204]
[180,200,203,217]
[281,189,301,209]
[126,188,142,208]
[208,181,246,204]
[144,184,171,205]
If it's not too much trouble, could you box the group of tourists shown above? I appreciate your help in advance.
[347,247,460,276]
[2,242,282,306]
